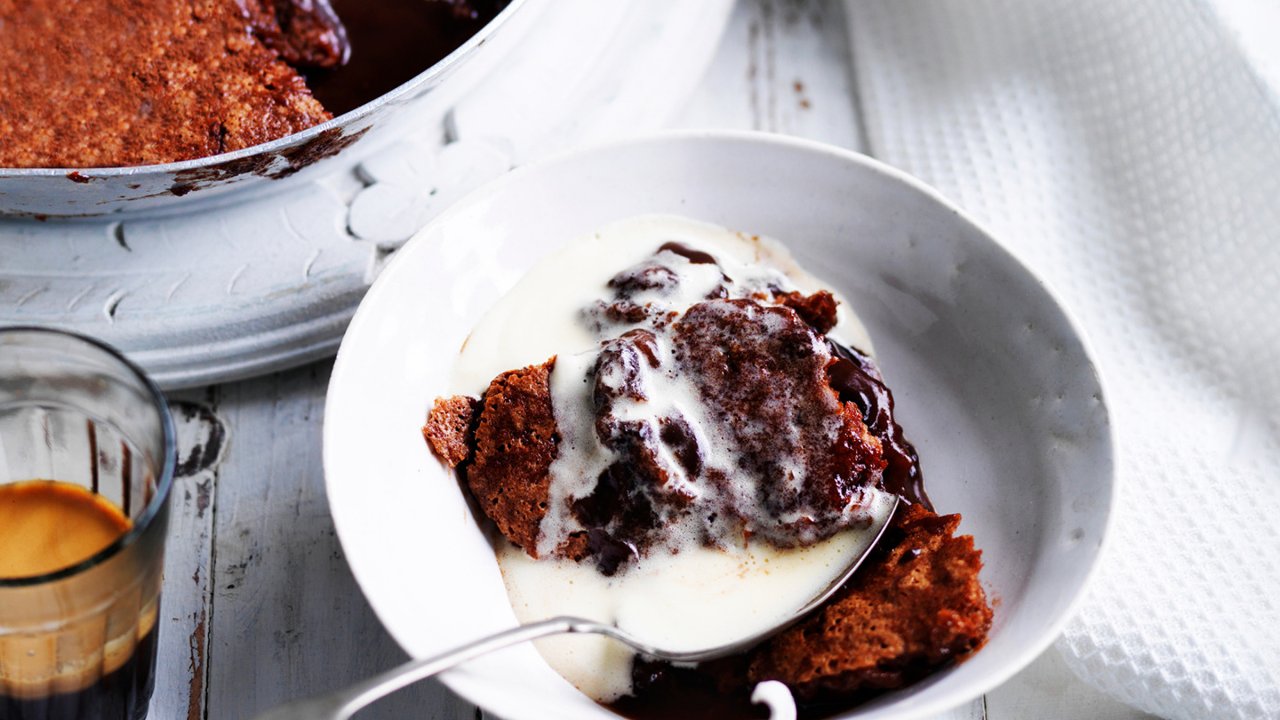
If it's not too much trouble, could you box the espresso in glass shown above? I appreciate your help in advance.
[0,328,176,720]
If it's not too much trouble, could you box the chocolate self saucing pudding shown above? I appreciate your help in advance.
[0,0,505,168]
[424,216,992,717]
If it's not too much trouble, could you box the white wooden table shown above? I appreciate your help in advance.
[149,2,1162,718]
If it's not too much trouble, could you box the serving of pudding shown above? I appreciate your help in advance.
[324,132,1111,720]
[423,216,992,717]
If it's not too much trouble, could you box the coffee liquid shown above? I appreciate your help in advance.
[0,629,157,720]
[0,481,158,720]
[0,481,131,579]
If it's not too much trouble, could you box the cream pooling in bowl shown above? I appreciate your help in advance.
[448,215,895,703]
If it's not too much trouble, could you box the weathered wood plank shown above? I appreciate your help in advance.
[676,0,866,152]
[149,389,224,720]
[932,697,988,720]
[203,361,474,720]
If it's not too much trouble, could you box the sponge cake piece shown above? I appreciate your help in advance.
[748,503,992,701]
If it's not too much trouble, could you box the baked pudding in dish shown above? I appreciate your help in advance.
[0,0,506,168]
[424,215,992,718]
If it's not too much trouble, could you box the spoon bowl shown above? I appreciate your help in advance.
[256,497,899,720]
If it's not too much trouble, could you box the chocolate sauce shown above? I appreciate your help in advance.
[658,241,719,265]
[609,659,887,720]
[584,528,640,578]
[827,342,932,510]
[0,628,158,720]
[657,241,732,290]
[610,658,768,720]
[302,0,508,116]
[263,0,351,68]
[571,462,656,577]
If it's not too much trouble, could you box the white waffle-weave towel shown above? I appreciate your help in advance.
[844,2,1280,718]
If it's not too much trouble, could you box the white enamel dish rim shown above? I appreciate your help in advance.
[324,130,1116,719]
[0,0,533,217]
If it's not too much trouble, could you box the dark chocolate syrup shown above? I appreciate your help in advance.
[658,241,719,265]
[263,0,351,68]
[611,658,769,720]
[656,241,733,294]
[826,342,932,510]
[301,0,509,116]
[571,462,653,577]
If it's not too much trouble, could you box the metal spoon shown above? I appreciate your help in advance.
[255,495,898,720]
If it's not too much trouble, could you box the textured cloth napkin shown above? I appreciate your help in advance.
[844,2,1280,718]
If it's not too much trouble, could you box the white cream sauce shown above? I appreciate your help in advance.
[449,215,891,704]
[497,491,895,702]
[450,215,873,394]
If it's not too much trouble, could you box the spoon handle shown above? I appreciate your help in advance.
[253,616,610,720]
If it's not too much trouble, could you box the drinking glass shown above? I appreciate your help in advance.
[0,327,176,720]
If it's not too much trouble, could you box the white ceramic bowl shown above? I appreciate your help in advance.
[324,132,1114,719]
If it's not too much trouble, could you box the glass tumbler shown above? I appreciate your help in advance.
[0,328,176,720]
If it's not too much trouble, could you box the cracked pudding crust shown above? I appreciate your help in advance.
[0,0,332,168]
[0,0,506,168]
